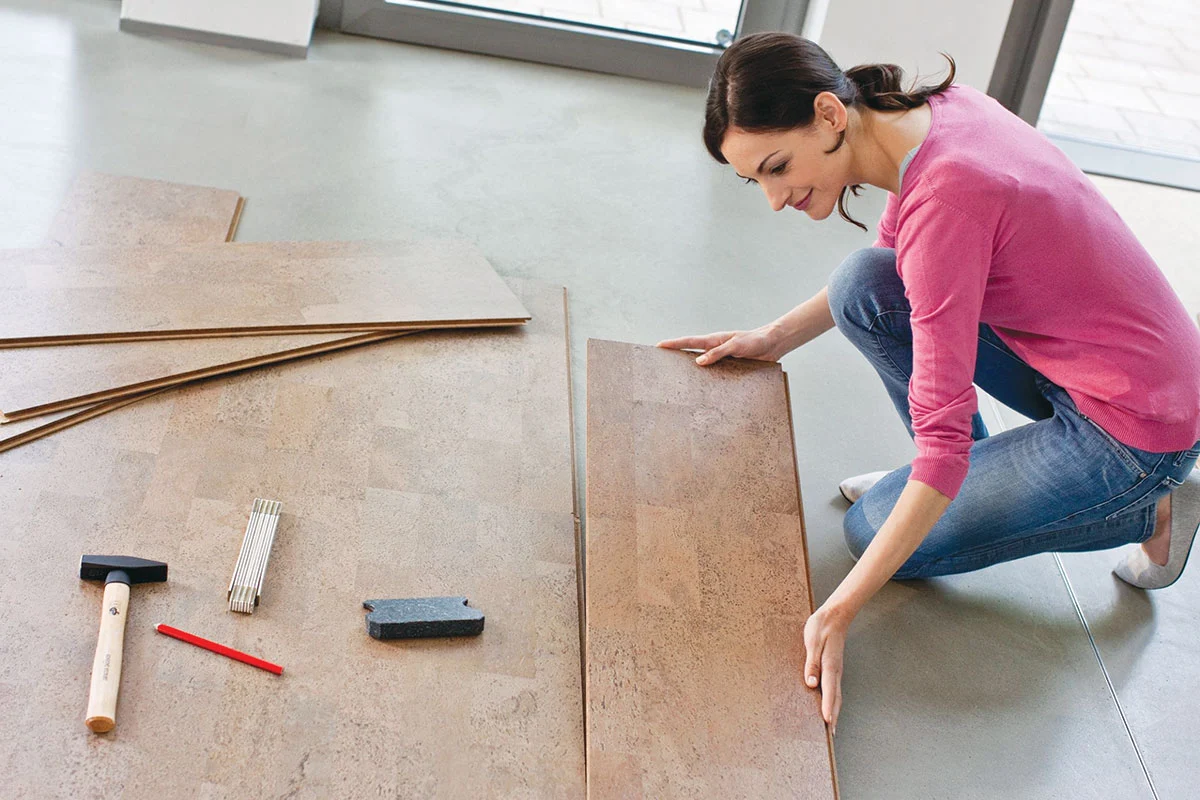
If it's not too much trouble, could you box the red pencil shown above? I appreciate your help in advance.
[155,623,284,675]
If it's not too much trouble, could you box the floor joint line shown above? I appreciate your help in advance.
[985,392,1159,800]
[1052,553,1159,800]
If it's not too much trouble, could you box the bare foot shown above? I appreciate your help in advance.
[1142,494,1173,567]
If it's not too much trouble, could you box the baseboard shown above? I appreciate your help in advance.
[1048,133,1200,193]
[119,18,310,58]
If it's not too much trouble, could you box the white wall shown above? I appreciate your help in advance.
[808,0,1014,92]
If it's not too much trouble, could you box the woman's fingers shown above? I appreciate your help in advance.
[821,663,837,726]
[696,341,736,366]
[803,620,821,689]
[656,333,730,351]
[822,646,844,733]
[832,684,843,737]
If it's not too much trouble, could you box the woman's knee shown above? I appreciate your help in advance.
[827,247,900,333]
[844,499,930,580]
[843,503,876,561]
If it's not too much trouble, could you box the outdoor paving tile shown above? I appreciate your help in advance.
[1059,31,1116,59]
[1105,39,1187,69]
[1072,77,1160,113]
[1146,90,1200,123]
[1072,53,1159,86]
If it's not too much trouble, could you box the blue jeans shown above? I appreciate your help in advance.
[828,248,1200,579]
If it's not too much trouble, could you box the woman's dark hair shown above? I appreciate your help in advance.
[704,32,956,231]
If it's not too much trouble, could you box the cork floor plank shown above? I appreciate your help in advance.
[45,171,244,247]
[584,340,838,799]
[0,280,584,797]
[3,191,407,425]
[0,331,408,422]
[0,239,529,346]
[0,240,525,426]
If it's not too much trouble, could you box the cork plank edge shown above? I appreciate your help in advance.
[0,318,529,349]
[783,370,841,800]
[226,196,245,242]
[0,329,413,449]
[562,288,588,767]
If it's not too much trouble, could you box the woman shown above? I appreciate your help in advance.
[659,32,1200,735]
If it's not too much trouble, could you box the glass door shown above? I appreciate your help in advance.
[340,0,809,86]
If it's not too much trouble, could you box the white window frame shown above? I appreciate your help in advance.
[339,0,811,87]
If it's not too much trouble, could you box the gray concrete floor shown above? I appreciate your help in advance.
[3,2,1199,797]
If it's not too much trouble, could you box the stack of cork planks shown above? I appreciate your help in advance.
[584,340,839,799]
[0,177,530,452]
[0,174,585,795]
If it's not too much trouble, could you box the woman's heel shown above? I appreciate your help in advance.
[1114,471,1200,590]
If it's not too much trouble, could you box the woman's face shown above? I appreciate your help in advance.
[719,92,851,220]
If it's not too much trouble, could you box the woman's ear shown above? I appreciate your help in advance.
[812,91,847,134]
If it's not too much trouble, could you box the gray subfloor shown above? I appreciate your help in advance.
[3,2,1199,797]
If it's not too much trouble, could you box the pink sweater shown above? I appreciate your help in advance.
[874,84,1200,499]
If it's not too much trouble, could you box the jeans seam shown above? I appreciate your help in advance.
[866,310,914,386]
[905,502,1157,578]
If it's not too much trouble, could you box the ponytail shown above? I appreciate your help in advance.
[844,57,956,111]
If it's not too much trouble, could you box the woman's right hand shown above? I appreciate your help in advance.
[657,324,786,366]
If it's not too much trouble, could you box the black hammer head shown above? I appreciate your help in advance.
[80,555,168,586]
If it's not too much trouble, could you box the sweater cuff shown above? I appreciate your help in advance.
[910,452,969,500]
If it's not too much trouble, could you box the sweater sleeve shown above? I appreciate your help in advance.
[873,192,899,249]
[896,192,993,499]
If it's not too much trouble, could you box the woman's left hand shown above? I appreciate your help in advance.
[803,602,852,735]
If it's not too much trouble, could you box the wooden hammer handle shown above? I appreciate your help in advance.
[85,581,130,733]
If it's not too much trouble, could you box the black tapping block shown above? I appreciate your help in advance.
[362,597,485,640]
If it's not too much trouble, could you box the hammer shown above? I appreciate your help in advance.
[79,555,167,733]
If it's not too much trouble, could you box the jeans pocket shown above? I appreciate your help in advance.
[1167,451,1199,484]
[1173,445,1200,468]
[1101,472,1165,521]
[1077,413,1148,479]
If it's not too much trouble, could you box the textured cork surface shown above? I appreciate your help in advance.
[584,340,837,799]
[0,239,530,345]
[0,331,403,422]
[0,280,584,797]
[45,171,244,247]
[0,391,167,454]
